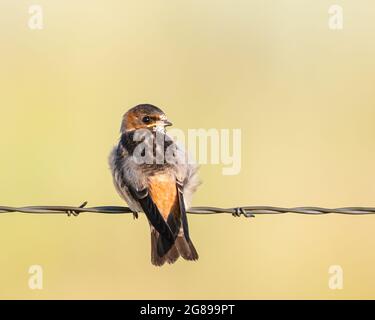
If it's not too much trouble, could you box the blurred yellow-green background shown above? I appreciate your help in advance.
[1,0,375,299]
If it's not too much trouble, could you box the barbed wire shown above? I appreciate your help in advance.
[1,202,375,218]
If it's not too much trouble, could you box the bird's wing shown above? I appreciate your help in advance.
[128,186,176,244]
[176,179,191,241]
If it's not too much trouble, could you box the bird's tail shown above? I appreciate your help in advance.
[151,228,178,266]
[175,236,199,261]
[150,229,199,266]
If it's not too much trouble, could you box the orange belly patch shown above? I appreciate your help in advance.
[148,174,179,220]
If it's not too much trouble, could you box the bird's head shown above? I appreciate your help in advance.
[121,104,173,134]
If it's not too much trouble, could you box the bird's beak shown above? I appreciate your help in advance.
[160,119,173,127]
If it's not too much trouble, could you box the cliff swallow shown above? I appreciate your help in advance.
[109,104,200,266]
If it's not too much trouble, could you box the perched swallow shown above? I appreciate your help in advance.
[109,104,200,266]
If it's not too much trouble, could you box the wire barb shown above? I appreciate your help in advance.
[66,201,88,217]
[1,204,375,217]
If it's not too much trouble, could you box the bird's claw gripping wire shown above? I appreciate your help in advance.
[233,207,255,218]
[66,201,88,217]
[132,211,139,220]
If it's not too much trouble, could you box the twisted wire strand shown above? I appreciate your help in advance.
[0,203,375,217]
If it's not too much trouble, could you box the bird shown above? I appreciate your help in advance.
[109,104,200,266]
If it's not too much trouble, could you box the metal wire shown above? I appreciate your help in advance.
[1,202,375,218]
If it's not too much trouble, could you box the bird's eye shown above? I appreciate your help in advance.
[142,116,151,124]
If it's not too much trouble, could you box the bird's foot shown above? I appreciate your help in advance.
[132,211,139,220]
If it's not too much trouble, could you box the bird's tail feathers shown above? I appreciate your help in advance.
[151,229,179,266]
[151,230,199,266]
[175,236,199,261]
